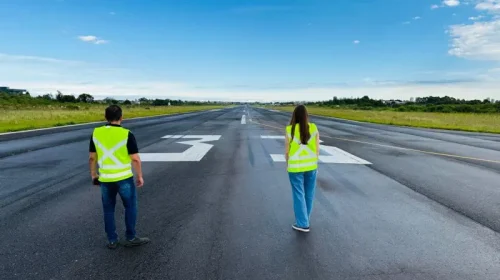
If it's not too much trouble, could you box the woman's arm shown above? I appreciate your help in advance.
[316,130,320,157]
[285,133,290,163]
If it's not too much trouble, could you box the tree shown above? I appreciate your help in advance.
[40,94,54,100]
[77,93,94,103]
[123,99,132,105]
[56,91,64,102]
[104,97,118,105]
[62,94,77,102]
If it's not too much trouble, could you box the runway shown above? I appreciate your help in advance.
[1,106,500,280]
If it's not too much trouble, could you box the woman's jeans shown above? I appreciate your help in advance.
[288,170,318,228]
[100,177,137,242]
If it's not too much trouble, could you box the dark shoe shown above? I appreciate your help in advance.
[292,224,310,233]
[124,237,150,247]
[107,241,119,249]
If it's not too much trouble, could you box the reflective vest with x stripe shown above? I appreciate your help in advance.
[93,125,133,182]
[286,123,319,173]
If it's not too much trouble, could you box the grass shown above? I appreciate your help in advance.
[0,105,225,133]
[270,106,500,134]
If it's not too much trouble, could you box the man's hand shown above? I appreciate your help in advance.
[92,176,100,186]
[136,176,144,188]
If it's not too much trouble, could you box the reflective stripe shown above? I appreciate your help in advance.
[289,144,317,160]
[93,138,128,167]
[100,163,132,170]
[288,161,318,169]
[289,130,317,144]
[287,123,318,172]
[99,170,133,179]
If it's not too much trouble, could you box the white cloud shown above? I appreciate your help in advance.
[78,35,97,42]
[1,53,499,101]
[403,21,411,25]
[444,0,460,7]
[413,16,421,20]
[476,0,500,12]
[353,40,360,44]
[431,1,460,10]
[94,40,109,45]
[448,19,500,61]
[469,15,485,20]
[0,53,82,64]
[109,12,116,15]
[78,35,109,44]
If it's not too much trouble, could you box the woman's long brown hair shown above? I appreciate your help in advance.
[289,105,310,145]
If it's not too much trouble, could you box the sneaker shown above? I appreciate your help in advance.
[292,224,310,233]
[124,237,150,247]
[107,241,119,249]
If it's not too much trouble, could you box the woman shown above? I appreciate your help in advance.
[285,105,320,233]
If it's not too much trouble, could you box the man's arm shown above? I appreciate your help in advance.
[130,153,144,187]
[89,152,98,179]
[127,132,144,187]
[89,136,99,181]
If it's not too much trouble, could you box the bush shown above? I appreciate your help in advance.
[65,105,80,110]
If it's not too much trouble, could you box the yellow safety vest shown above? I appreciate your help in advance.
[286,123,319,173]
[92,126,133,182]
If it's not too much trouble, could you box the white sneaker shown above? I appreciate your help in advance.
[292,224,310,233]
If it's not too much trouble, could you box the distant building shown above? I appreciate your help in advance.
[0,86,27,95]
[382,99,407,105]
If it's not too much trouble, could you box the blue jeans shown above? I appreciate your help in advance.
[289,170,318,228]
[100,177,137,242]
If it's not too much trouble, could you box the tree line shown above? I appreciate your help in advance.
[0,91,222,107]
[272,96,500,113]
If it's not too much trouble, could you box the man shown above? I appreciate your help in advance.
[89,105,150,249]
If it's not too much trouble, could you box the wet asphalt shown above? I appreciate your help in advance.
[1,106,500,280]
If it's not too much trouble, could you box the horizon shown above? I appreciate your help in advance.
[2,85,495,104]
[1,0,500,101]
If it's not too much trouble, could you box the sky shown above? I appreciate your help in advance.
[1,0,500,102]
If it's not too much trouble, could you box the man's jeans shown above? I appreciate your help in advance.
[288,170,318,228]
[100,177,137,242]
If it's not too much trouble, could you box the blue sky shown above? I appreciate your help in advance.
[1,0,500,101]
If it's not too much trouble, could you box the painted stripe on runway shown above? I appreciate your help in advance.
[270,154,286,161]
[261,135,368,164]
[261,135,285,139]
[253,120,500,165]
[261,135,324,143]
[241,115,247,124]
[141,135,221,162]
[319,145,371,164]
[269,149,371,165]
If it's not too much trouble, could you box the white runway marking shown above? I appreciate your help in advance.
[261,135,324,143]
[261,135,371,164]
[141,135,221,162]
[261,135,285,139]
[241,115,246,124]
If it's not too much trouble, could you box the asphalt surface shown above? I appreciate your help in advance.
[1,106,500,280]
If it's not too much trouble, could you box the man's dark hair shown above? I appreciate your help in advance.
[105,105,123,122]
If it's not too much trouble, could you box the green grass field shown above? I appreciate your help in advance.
[0,105,225,133]
[270,106,500,134]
